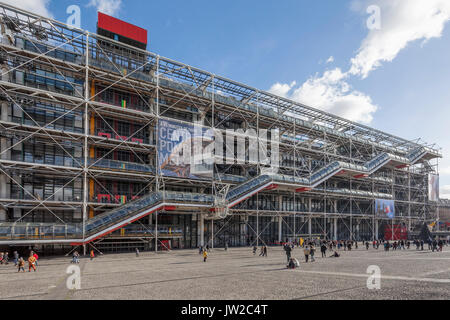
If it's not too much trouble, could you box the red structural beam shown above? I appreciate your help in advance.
[354,174,369,179]
[296,187,312,193]
[396,164,409,169]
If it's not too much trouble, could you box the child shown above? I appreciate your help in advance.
[203,249,208,262]
[17,257,25,272]
[28,254,37,272]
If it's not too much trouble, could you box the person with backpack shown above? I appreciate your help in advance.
[310,245,316,262]
[32,252,39,267]
[284,243,292,263]
[320,242,327,258]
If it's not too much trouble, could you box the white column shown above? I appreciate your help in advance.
[0,102,10,221]
[375,219,379,240]
[278,217,282,242]
[198,213,204,247]
[334,218,338,241]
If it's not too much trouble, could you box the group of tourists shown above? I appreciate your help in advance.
[280,237,448,269]
[0,250,39,272]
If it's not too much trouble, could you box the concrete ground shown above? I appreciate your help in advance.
[0,245,449,300]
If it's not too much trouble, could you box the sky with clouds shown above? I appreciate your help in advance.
[4,0,450,198]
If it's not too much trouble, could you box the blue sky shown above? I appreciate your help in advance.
[7,0,450,197]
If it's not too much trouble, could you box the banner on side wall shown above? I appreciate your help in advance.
[375,199,395,219]
[428,174,439,202]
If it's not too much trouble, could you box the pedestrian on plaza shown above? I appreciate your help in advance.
[203,249,208,262]
[438,239,443,252]
[90,250,95,261]
[32,252,39,267]
[310,245,316,262]
[3,252,9,265]
[135,248,140,257]
[406,241,410,250]
[304,246,310,263]
[198,246,203,254]
[28,253,37,272]
[259,246,264,256]
[17,257,25,272]
[225,242,228,251]
[206,244,210,252]
[253,246,257,255]
[420,240,424,251]
[285,244,292,263]
[432,239,438,252]
[0,252,3,265]
[263,246,268,257]
[366,241,370,250]
[13,251,19,266]
[355,241,358,250]
[321,242,327,258]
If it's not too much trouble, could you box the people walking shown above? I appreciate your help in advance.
[28,253,37,272]
[203,249,208,262]
[135,248,140,257]
[17,257,25,272]
[90,249,95,261]
[253,246,257,255]
[321,242,327,258]
[304,246,310,263]
[3,252,9,265]
[263,246,268,257]
[13,251,19,266]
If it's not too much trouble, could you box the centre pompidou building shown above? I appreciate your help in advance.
[0,3,442,254]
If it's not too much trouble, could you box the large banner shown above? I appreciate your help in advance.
[428,174,439,201]
[158,119,213,180]
[375,199,395,219]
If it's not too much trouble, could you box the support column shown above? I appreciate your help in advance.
[211,219,214,249]
[278,217,282,242]
[308,217,312,240]
[0,102,10,221]
[198,213,204,247]
[155,212,158,252]
[334,218,338,241]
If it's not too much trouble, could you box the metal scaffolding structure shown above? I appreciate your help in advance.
[0,3,442,253]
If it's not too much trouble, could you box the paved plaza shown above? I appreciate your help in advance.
[1,246,449,300]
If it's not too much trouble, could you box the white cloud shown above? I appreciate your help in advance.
[441,185,450,199]
[326,56,334,64]
[1,0,52,18]
[269,0,450,124]
[88,0,122,16]
[269,68,377,124]
[350,0,450,78]
[440,166,450,176]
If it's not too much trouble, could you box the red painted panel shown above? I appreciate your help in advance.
[98,12,147,44]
